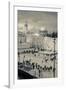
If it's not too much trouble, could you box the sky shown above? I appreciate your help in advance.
[18,10,57,33]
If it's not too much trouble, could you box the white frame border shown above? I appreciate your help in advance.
[9,1,64,88]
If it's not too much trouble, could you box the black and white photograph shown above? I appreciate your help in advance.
[17,10,58,79]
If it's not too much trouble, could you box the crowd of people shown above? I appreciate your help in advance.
[18,58,56,78]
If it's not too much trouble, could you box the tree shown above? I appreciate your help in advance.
[51,32,58,38]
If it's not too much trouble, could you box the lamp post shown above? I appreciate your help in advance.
[53,37,56,77]
[52,32,57,78]
[18,52,20,63]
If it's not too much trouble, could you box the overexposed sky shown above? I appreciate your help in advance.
[18,10,57,33]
